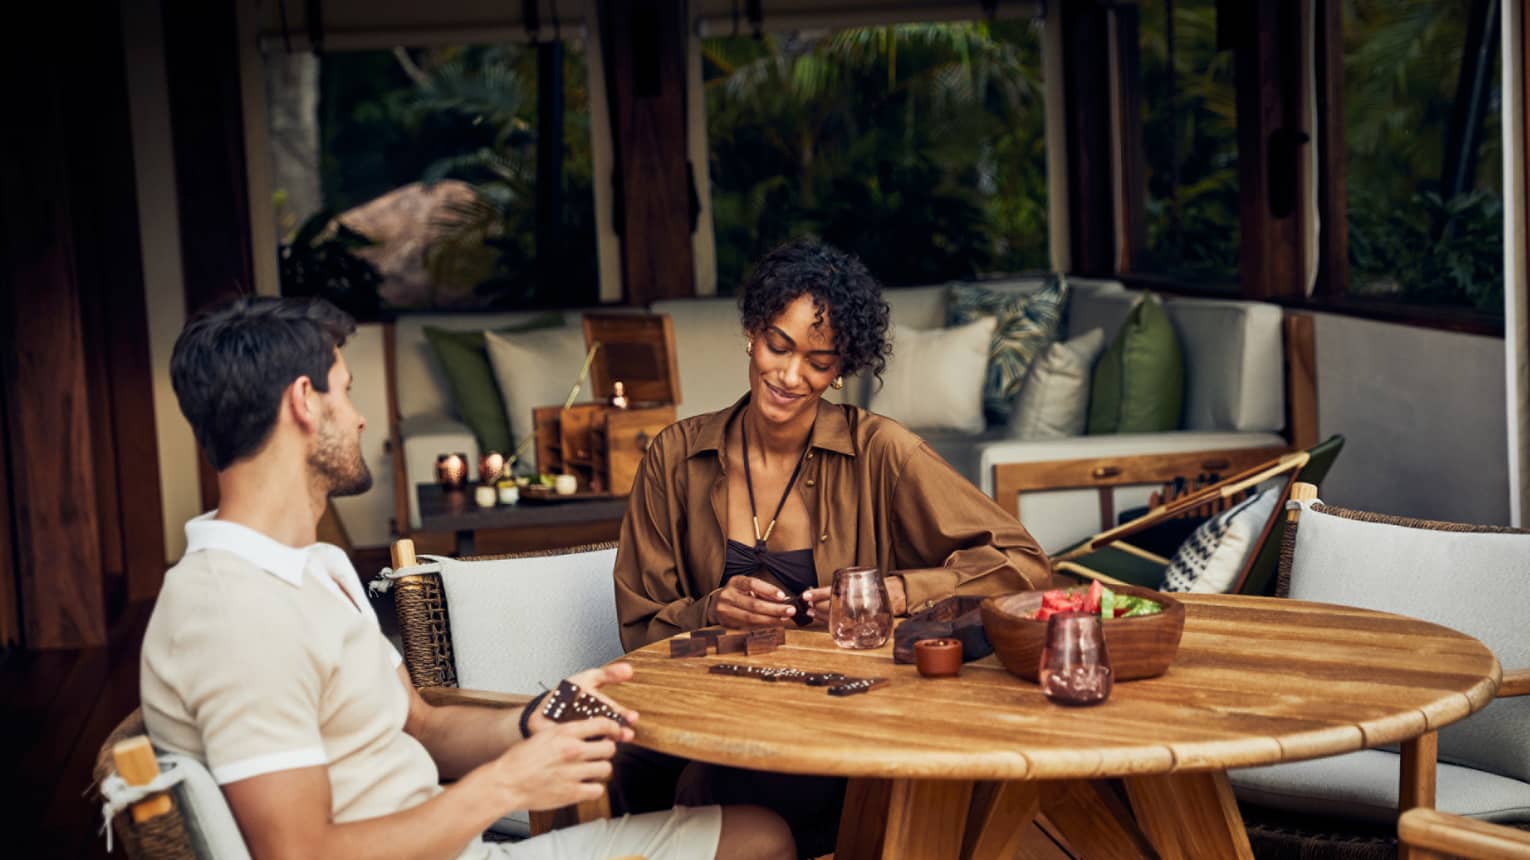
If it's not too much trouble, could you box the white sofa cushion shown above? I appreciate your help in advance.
[1287,504,1530,785]
[393,312,599,421]
[1010,328,1107,440]
[1232,750,1530,824]
[870,318,995,433]
[483,327,593,455]
[1164,298,1285,433]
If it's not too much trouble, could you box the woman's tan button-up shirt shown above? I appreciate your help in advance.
[614,396,1051,651]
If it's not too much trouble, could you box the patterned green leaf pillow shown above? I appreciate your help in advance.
[947,275,1069,424]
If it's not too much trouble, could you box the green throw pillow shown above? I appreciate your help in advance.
[1087,294,1183,434]
[947,275,1069,424]
[423,312,565,455]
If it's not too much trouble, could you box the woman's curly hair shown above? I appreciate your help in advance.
[737,237,892,383]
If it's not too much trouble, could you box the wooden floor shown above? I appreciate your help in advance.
[2,601,152,859]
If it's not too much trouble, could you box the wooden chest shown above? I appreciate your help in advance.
[532,313,680,495]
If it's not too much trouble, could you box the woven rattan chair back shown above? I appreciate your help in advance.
[94,709,200,860]
[393,541,620,690]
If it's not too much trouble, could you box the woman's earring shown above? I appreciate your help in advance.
[831,376,844,390]
[745,340,753,356]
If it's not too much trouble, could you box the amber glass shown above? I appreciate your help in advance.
[829,566,892,649]
[1039,611,1113,706]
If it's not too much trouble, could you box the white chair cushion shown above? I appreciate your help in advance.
[1231,749,1530,824]
[159,751,253,858]
[436,547,624,695]
[869,318,995,433]
[1288,504,1530,785]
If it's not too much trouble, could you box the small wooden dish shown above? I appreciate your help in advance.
[980,585,1185,683]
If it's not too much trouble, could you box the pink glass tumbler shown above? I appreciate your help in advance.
[829,566,893,649]
[1039,611,1113,706]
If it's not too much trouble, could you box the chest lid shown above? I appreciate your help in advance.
[582,313,681,407]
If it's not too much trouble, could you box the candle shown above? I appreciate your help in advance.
[474,485,497,508]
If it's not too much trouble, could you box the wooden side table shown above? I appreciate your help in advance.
[415,484,629,555]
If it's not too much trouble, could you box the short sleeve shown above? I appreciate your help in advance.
[173,603,329,784]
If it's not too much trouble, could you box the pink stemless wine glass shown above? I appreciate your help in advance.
[1039,611,1113,706]
[829,566,893,649]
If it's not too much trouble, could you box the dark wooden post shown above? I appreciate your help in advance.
[1060,0,1118,277]
[162,0,258,511]
[602,0,697,304]
[1234,0,1308,300]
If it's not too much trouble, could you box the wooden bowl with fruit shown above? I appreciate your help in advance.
[980,582,1185,683]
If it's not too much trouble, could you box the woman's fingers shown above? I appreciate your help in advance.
[732,576,790,603]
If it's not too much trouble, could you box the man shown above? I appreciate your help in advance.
[142,297,792,859]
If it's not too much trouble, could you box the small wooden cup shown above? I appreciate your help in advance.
[914,638,963,678]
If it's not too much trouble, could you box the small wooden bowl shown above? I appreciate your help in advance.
[980,585,1186,683]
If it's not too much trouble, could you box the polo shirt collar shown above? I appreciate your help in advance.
[690,395,856,459]
[184,511,353,589]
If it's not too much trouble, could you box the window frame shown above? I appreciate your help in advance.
[1106,0,1507,336]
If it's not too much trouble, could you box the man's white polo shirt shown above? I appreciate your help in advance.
[140,513,441,823]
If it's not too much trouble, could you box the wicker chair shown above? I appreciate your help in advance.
[93,709,249,859]
[385,539,626,835]
[1232,485,1530,859]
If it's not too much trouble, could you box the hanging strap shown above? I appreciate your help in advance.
[740,410,809,550]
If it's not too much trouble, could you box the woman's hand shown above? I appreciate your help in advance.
[524,663,640,737]
[802,575,909,621]
[710,576,798,627]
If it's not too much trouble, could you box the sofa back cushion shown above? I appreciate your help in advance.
[395,311,598,420]
[1067,289,1285,434]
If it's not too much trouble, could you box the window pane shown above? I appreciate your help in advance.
[263,42,599,314]
[1133,0,1239,284]
[703,21,1049,291]
[1343,1,1502,315]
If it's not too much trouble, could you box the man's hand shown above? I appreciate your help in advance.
[524,663,640,736]
[802,575,908,621]
[470,718,628,813]
[710,576,798,627]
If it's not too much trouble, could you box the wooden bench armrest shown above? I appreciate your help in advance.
[1398,808,1530,859]
[1499,668,1530,699]
[419,686,534,709]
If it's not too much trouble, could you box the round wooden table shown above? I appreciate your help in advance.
[605,594,1501,860]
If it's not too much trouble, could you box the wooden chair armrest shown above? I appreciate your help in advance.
[419,686,534,709]
[1398,808,1530,859]
[1499,668,1530,698]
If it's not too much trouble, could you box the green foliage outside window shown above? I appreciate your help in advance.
[704,21,1050,291]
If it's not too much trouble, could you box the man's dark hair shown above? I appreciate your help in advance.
[171,296,356,470]
[737,237,892,383]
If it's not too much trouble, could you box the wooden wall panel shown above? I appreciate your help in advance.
[603,0,697,304]
[0,37,108,646]
[68,0,168,604]
[0,373,17,648]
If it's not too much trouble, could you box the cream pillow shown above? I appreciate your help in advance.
[1009,328,1107,440]
[868,318,995,432]
[483,326,591,455]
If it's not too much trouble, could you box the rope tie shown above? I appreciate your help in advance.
[367,558,445,595]
[99,763,187,853]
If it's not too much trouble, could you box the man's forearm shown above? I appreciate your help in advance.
[412,703,523,780]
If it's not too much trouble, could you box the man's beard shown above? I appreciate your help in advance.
[310,420,373,498]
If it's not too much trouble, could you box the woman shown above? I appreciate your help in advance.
[610,238,1050,856]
